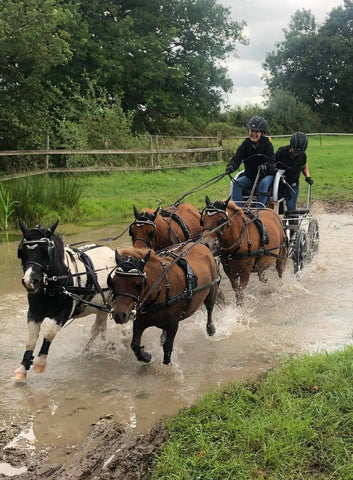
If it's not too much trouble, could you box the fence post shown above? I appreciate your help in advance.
[150,135,154,168]
[45,134,49,169]
[217,131,223,163]
[155,135,160,167]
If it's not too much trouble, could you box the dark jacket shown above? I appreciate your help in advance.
[275,145,307,185]
[227,136,275,180]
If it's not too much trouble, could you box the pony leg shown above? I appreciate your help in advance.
[131,321,151,363]
[230,271,250,307]
[160,329,167,346]
[83,312,108,352]
[162,323,179,365]
[13,320,41,382]
[33,319,61,373]
[204,286,218,336]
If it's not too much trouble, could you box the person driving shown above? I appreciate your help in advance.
[275,132,313,212]
[225,115,275,208]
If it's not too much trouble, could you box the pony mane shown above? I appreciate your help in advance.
[226,201,242,215]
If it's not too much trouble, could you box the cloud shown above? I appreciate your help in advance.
[219,0,344,106]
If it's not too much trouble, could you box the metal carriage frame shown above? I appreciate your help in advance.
[230,169,320,273]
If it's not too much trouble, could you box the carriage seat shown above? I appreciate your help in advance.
[230,169,286,213]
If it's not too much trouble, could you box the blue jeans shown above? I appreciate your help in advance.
[232,175,275,208]
[285,184,299,211]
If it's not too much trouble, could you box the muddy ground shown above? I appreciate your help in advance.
[0,415,168,479]
[1,200,351,480]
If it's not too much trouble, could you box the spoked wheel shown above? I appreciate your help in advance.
[308,218,319,260]
[293,229,308,273]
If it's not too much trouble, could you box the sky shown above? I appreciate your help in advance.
[218,0,345,107]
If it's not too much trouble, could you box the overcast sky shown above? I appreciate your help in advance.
[218,0,344,107]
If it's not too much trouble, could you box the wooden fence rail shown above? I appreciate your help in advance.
[0,138,223,181]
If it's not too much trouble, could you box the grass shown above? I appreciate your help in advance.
[0,134,352,231]
[151,347,353,479]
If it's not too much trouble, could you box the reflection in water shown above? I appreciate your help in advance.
[0,213,353,463]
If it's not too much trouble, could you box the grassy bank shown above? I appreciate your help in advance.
[151,346,353,479]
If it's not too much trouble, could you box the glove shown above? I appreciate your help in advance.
[305,177,313,185]
[257,164,267,172]
[225,165,234,175]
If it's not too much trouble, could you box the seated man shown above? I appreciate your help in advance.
[275,132,313,212]
[225,115,275,208]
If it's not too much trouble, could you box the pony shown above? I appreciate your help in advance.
[129,202,202,250]
[108,243,220,365]
[14,220,116,382]
[200,196,287,306]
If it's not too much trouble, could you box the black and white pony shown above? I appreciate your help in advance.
[14,220,116,382]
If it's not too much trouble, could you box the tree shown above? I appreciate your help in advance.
[264,90,321,134]
[0,0,80,148]
[263,2,353,130]
[60,0,246,131]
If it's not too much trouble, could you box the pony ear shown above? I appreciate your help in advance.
[141,250,151,267]
[205,195,212,206]
[115,250,122,264]
[152,207,159,220]
[225,196,231,208]
[19,219,28,236]
[48,220,59,236]
[133,206,139,219]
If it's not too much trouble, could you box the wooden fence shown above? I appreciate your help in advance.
[0,134,223,181]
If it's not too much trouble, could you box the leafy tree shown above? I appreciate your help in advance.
[60,0,246,131]
[264,2,353,130]
[265,90,321,134]
[0,0,80,148]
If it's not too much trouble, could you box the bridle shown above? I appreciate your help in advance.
[108,256,147,303]
[18,237,56,273]
[201,206,230,239]
[129,217,156,248]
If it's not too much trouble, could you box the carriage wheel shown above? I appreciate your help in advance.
[308,218,319,259]
[293,229,308,273]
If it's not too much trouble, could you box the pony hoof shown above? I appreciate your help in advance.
[207,325,216,336]
[13,371,27,383]
[138,352,152,363]
[33,364,46,373]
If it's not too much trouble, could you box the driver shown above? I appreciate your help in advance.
[225,115,275,208]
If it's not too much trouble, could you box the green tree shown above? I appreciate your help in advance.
[265,90,321,134]
[0,0,80,148]
[264,2,353,130]
[62,0,246,131]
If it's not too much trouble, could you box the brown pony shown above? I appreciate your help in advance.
[108,243,220,365]
[129,202,201,250]
[201,196,287,306]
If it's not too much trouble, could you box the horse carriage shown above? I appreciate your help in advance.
[13,167,320,379]
[230,159,319,273]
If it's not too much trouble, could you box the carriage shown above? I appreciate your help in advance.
[230,166,319,273]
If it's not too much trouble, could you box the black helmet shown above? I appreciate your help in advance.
[290,132,308,153]
[246,116,267,133]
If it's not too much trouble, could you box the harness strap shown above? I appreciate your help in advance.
[160,209,191,241]
[140,276,220,314]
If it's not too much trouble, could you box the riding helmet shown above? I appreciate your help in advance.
[290,132,308,153]
[246,116,267,133]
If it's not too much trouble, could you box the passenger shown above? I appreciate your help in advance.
[225,115,275,208]
[275,132,313,212]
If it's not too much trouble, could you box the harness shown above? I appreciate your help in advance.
[111,248,220,318]
[159,209,191,243]
[18,236,112,314]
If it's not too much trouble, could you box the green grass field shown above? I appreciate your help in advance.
[1,134,352,230]
[77,133,352,226]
